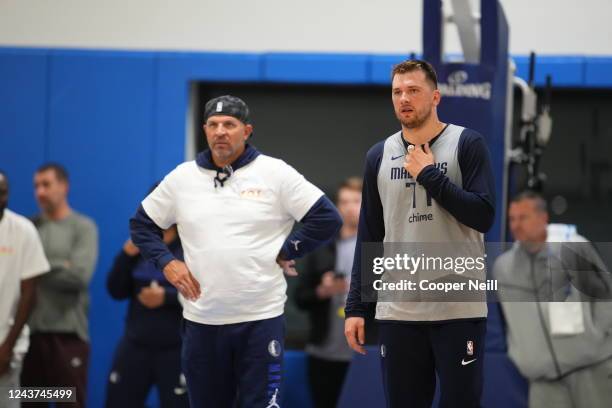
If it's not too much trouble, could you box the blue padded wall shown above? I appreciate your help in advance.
[44,50,158,406]
[262,53,370,84]
[0,49,48,215]
[584,57,612,87]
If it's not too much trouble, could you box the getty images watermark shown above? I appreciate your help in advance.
[372,252,496,293]
[359,242,612,303]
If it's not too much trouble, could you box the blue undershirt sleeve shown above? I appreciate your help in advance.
[279,196,342,260]
[129,205,176,271]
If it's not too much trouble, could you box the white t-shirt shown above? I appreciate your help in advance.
[142,155,323,325]
[0,209,50,360]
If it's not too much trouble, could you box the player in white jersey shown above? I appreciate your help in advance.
[130,95,342,407]
[0,171,50,408]
[345,60,496,408]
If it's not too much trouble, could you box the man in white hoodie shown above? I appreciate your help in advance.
[494,191,612,408]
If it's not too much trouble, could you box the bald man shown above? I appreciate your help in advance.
[494,191,612,408]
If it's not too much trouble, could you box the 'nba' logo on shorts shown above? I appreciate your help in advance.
[466,341,474,356]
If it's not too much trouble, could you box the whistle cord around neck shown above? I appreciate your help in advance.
[214,165,233,188]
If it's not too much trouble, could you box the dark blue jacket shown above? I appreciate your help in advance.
[106,239,183,348]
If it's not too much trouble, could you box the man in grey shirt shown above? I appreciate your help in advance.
[21,163,98,408]
[494,191,612,408]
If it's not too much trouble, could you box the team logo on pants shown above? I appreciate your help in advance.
[109,371,120,384]
[467,340,474,356]
[380,344,386,358]
[268,340,282,357]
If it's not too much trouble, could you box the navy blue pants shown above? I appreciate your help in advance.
[104,337,189,408]
[378,319,486,408]
[182,315,285,408]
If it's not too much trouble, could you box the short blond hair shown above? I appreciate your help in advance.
[391,59,438,89]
